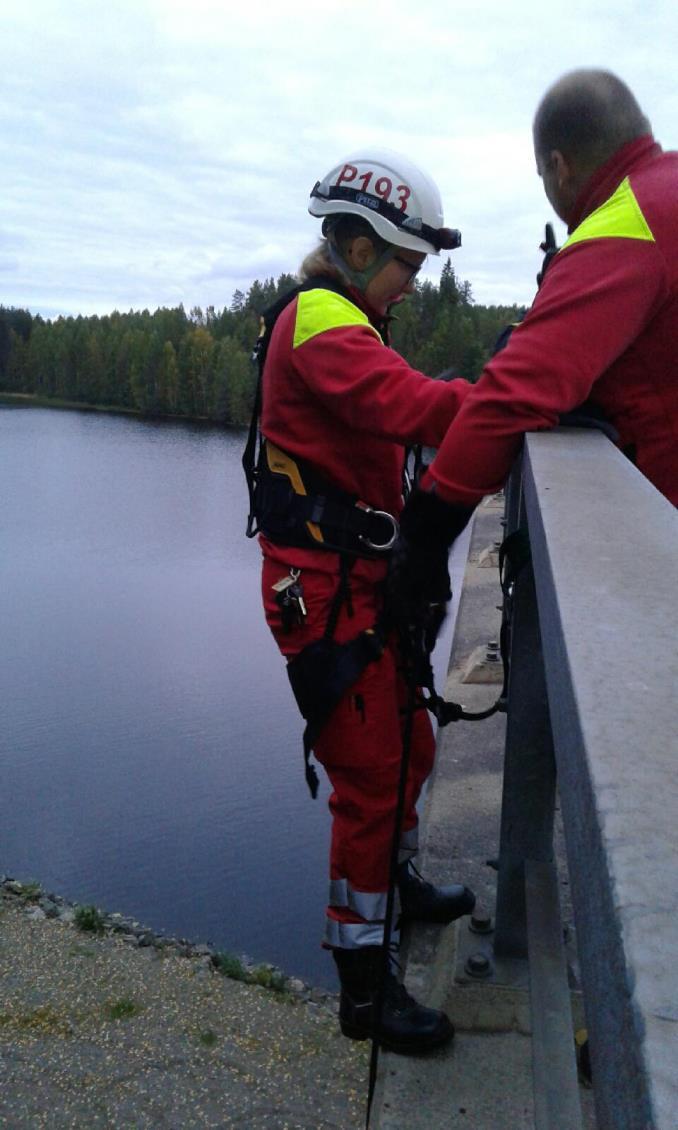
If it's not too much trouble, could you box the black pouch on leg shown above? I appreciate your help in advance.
[287,631,385,797]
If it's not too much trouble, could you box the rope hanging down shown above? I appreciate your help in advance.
[364,526,531,1127]
[364,642,419,1129]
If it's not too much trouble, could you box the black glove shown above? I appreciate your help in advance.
[387,488,474,646]
[557,409,619,443]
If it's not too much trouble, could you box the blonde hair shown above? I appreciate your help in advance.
[298,239,348,284]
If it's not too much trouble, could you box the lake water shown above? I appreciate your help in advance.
[0,404,335,987]
[0,403,466,991]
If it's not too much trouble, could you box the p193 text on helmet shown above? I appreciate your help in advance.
[309,148,461,256]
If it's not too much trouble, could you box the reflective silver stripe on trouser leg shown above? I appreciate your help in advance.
[324,919,389,948]
[325,879,401,949]
[329,879,392,921]
[398,825,418,865]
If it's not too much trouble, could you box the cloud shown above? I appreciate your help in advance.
[1,0,676,316]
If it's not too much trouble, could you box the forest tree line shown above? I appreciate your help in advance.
[0,262,525,426]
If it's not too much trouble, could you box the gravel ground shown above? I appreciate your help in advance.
[0,900,368,1129]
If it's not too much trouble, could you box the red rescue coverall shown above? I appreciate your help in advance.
[425,136,678,508]
[260,282,470,948]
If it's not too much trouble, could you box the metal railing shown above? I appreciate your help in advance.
[493,429,678,1130]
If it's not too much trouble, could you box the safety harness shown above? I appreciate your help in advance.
[243,277,407,796]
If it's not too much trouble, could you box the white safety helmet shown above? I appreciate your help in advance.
[309,147,461,256]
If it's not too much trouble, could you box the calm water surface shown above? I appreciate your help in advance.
[0,405,334,987]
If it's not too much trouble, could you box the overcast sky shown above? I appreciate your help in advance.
[2,0,676,319]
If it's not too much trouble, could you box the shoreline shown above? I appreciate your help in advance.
[0,390,242,430]
[0,391,141,417]
[0,875,335,1012]
[0,876,365,1128]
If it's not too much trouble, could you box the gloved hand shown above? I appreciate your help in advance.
[387,488,474,649]
[406,599,449,687]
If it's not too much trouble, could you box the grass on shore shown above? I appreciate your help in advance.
[73,905,106,934]
[213,952,288,994]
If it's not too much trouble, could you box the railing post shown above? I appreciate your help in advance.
[493,463,557,958]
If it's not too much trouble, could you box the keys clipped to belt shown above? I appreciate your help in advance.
[272,568,307,633]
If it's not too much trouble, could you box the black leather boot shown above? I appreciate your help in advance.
[333,946,453,1055]
[398,860,476,924]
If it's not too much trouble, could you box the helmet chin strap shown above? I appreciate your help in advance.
[323,222,398,293]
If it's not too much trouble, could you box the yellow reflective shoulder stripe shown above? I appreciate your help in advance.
[292,288,383,349]
[562,177,655,251]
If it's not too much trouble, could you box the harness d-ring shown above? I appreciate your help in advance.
[358,508,399,552]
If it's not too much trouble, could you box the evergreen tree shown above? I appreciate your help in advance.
[0,270,527,421]
[156,341,180,415]
[180,327,214,417]
[128,328,153,413]
[26,322,54,395]
[217,335,254,425]
[82,330,106,404]
[439,258,460,306]
[0,312,10,378]
[5,330,28,390]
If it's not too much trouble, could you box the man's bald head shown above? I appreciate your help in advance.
[533,69,650,175]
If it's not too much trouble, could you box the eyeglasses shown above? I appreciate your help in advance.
[393,255,425,283]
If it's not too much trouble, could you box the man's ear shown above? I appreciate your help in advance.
[346,235,377,271]
[550,149,572,189]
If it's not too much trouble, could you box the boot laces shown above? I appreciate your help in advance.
[384,975,417,1014]
[402,859,434,895]
[383,950,417,1013]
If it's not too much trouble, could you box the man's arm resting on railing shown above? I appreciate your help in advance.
[388,233,667,618]
[423,233,666,508]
